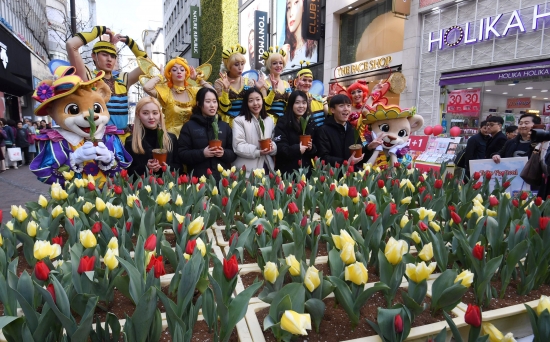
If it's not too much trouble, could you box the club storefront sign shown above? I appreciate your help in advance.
[333,52,402,78]
[427,4,550,52]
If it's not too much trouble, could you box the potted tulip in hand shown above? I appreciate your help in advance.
[349,129,363,158]
[258,118,271,151]
[152,125,168,164]
[299,116,311,146]
[209,114,222,149]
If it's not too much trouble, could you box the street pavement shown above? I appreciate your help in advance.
[0,165,50,224]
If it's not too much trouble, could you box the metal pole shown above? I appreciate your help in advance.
[70,0,77,35]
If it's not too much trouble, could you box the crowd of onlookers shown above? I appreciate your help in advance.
[0,118,51,173]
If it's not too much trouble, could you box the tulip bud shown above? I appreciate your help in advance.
[464,304,481,327]
[537,295,550,316]
[223,255,239,279]
[272,227,280,239]
[286,255,301,276]
[144,234,157,251]
[418,242,433,261]
[472,244,484,260]
[280,310,311,336]
[455,270,474,287]
[47,283,56,303]
[77,255,96,274]
[304,266,321,292]
[79,230,97,248]
[314,224,321,236]
[394,314,403,333]
[411,231,421,244]
[34,260,50,281]
[92,221,102,234]
[473,172,481,180]
[263,261,279,283]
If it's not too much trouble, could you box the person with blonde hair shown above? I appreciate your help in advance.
[259,47,292,123]
[215,45,264,126]
[143,57,213,138]
[124,97,180,177]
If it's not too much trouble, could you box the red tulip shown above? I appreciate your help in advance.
[489,196,499,207]
[229,232,238,246]
[335,162,340,169]
[177,222,183,233]
[314,224,321,236]
[464,304,481,327]
[78,255,96,274]
[472,244,484,260]
[51,236,63,247]
[300,216,307,227]
[297,159,302,167]
[419,221,428,231]
[223,255,239,280]
[288,202,299,214]
[394,162,400,168]
[418,175,425,183]
[329,168,334,177]
[434,179,443,189]
[192,176,198,184]
[348,186,358,198]
[419,186,426,194]
[47,283,56,303]
[207,168,212,176]
[473,182,482,190]
[242,165,246,172]
[319,175,325,183]
[91,221,102,234]
[113,185,123,195]
[515,224,524,233]
[473,172,481,180]
[335,207,349,220]
[272,228,280,239]
[156,178,164,185]
[390,202,398,215]
[111,227,119,237]
[137,182,142,189]
[502,181,511,189]
[361,188,368,197]
[87,182,95,191]
[286,186,293,195]
[257,186,265,198]
[329,184,336,192]
[256,224,264,235]
[221,178,229,188]
[423,194,432,202]
[186,239,197,255]
[221,197,229,207]
[448,205,456,212]
[34,261,50,281]
[512,199,519,208]
[485,171,492,180]
[365,202,377,217]
[120,169,128,179]
[146,255,166,278]
[181,174,189,184]
[394,314,403,333]
[144,234,157,251]
[377,180,385,189]
[268,188,275,201]
[535,197,543,206]
[125,221,132,232]
[450,211,462,224]
[520,192,528,201]
[539,217,550,230]
[199,183,205,190]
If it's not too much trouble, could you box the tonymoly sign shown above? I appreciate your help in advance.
[427,4,550,52]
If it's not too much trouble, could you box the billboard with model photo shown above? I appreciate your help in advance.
[276,0,319,72]
[239,0,269,71]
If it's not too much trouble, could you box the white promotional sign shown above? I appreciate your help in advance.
[469,157,529,194]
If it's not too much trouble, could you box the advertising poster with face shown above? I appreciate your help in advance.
[277,0,319,71]
[239,0,270,71]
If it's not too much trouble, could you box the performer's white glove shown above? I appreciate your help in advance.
[371,131,383,151]
[95,142,113,164]
[72,142,97,164]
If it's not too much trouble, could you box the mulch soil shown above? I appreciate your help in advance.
[223,241,329,265]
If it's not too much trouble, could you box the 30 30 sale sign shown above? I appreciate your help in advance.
[446,88,481,116]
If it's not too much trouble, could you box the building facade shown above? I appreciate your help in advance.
[163,0,200,67]
[46,0,68,61]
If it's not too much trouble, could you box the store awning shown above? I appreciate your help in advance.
[439,60,550,86]
[0,67,33,96]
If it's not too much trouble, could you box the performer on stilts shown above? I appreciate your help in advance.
[260,47,292,124]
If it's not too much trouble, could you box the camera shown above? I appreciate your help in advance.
[530,129,550,143]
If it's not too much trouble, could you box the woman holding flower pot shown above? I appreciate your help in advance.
[274,90,317,177]
[124,97,180,177]
[232,87,277,177]
[178,88,236,181]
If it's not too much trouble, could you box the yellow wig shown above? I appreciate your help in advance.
[164,57,191,88]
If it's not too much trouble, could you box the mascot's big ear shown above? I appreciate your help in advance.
[408,116,424,133]
[96,81,112,104]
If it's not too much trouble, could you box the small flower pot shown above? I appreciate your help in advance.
[349,144,363,158]
[152,148,168,164]
[208,139,222,149]
[299,135,311,146]
[259,138,272,151]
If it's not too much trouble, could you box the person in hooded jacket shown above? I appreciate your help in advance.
[178,87,236,181]
[274,90,318,177]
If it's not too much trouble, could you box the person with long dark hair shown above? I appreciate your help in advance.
[282,0,318,68]
[232,87,277,177]
[178,88,236,181]
[274,90,317,176]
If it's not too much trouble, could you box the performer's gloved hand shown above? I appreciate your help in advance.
[95,142,113,164]
[72,142,98,164]
[370,131,384,152]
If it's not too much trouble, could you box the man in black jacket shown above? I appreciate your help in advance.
[314,94,381,167]
[485,116,507,158]
[461,121,487,179]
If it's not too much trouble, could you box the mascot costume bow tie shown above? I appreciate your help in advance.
[30,66,132,187]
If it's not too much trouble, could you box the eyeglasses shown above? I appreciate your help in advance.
[518,121,533,126]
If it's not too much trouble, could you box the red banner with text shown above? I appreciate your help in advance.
[446,88,481,117]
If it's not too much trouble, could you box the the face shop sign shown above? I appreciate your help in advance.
[427,4,550,52]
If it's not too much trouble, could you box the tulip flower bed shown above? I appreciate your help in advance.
[1,161,550,342]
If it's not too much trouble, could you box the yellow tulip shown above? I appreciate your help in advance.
[211,186,219,196]
[501,333,517,342]
[196,237,206,256]
[188,216,204,235]
[107,236,118,250]
[65,206,79,220]
[429,221,441,232]
[455,270,474,287]
[481,322,504,342]
[280,310,311,336]
[344,261,369,285]
[399,179,415,192]
[332,230,355,250]
[166,211,173,222]
[325,209,333,226]
[27,220,38,237]
[274,209,283,221]
[411,231,421,244]
[144,185,152,193]
[106,203,123,219]
[418,242,434,261]
[5,221,13,231]
[38,195,48,208]
[127,195,139,207]
[82,202,94,214]
[340,242,356,265]
[51,205,63,218]
[384,237,408,265]
[263,261,279,284]
[400,215,409,229]
[401,196,412,205]
[249,216,258,225]
[174,213,185,224]
[231,166,237,173]
[175,194,183,206]
[104,249,119,270]
[304,266,320,292]
[473,194,483,204]
[337,184,349,197]
[33,240,61,260]
[286,255,301,276]
[486,209,497,217]
[232,181,238,188]
[405,262,436,283]
[537,295,550,316]
[50,183,68,201]
[11,205,28,222]
[183,253,191,260]
[0,234,3,247]
[256,204,266,217]
[62,170,74,181]
[156,191,171,206]
[79,230,97,248]
[217,164,224,172]
[96,198,106,212]
[253,169,264,178]
[198,175,206,183]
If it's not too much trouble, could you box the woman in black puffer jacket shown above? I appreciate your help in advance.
[178,88,236,182]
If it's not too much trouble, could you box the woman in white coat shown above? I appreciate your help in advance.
[232,87,277,177]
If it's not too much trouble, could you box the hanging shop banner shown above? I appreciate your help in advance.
[446,88,481,116]
[543,102,550,115]
[393,0,411,16]
[190,6,200,59]
[239,0,269,70]
[305,0,321,40]
[408,136,429,152]
[254,10,269,70]
[469,157,529,194]
[507,97,531,109]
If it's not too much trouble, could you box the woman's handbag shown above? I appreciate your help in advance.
[520,144,543,186]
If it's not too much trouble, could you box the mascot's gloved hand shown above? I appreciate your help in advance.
[389,142,409,155]
[370,131,383,152]
[72,142,98,164]
[95,142,113,164]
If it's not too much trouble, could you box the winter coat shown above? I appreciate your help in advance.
[274,113,318,176]
[177,112,236,181]
[314,115,373,167]
[461,132,486,173]
[3,126,14,147]
[495,134,536,159]
[232,115,277,177]
[485,131,507,158]
[15,128,29,148]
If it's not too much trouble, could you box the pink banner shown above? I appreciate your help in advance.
[446,88,481,116]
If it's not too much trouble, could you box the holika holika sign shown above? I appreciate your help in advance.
[427,4,550,52]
